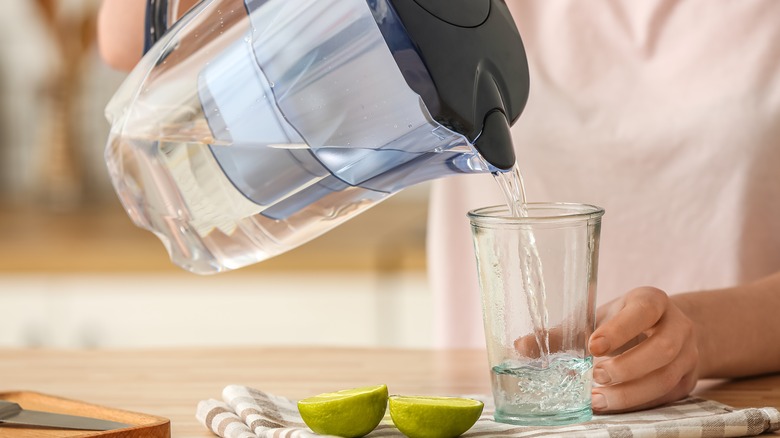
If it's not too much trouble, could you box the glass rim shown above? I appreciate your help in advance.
[467,202,605,225]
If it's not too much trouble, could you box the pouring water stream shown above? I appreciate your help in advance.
[492,164,551,366]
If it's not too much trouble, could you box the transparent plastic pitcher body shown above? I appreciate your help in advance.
[105,0,529,274]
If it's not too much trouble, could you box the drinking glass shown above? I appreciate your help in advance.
[468,203,604,425]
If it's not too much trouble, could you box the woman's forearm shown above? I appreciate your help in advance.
[672,271,780,378]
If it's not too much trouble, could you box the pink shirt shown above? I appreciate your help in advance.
[428,0,780,348]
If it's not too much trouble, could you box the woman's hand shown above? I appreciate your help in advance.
[589,287,700,413]
[98,0,201,71]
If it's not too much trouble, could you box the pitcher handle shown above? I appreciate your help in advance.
[144,0,171,54]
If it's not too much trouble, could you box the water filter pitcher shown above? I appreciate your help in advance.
[104,0,530,273]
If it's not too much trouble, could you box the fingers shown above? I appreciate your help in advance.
[514,333,545,358]
[592,370,697,414]
[514,327,563,358]
[589,287,701,413]
[589,287,668,356]
[593,308,693,385]
[591,339,699,413]
[514,326,588,358]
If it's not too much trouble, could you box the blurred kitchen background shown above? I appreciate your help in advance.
[0,0,433,349]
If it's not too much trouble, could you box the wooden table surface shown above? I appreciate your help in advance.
[1,348,778,437]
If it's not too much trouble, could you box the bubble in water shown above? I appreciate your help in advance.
[492,355,592,415]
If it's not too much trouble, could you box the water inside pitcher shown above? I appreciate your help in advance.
[105,0,528,274]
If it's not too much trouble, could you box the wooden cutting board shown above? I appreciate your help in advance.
[0,391,169,438]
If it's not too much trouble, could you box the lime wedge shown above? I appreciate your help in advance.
[297,384,388,437]
[389,396,484,438]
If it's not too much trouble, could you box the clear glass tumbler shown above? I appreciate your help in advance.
[468,203,604,425]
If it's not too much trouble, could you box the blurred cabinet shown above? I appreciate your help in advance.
[0,192,434,349]
[0,270,432,349]
[0,192,428,272]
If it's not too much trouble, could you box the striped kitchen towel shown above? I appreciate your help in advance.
[197,385,780,438]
